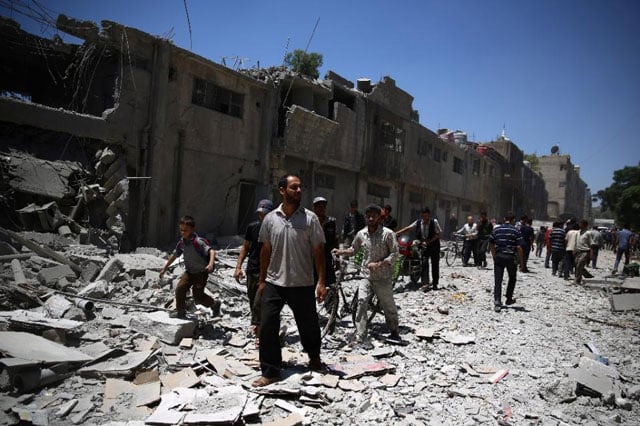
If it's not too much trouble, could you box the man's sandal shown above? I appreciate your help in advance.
[251,376,280,387]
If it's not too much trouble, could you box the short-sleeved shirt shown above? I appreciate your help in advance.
[617,229,633,250]
[565,230,579,252]
[520,224,534,246]
[243,221,262,274]
[489,223,523,255]
[259,204,325,287]
[351,225,398,281]
[575,229,594,252]
[173,233,212,273]
[550,227,566,251]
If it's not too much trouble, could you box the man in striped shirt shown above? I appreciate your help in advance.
[549,222,566,276]
[489,211,524,312]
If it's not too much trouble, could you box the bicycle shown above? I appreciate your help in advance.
[445,233,465,266]
[317,254,392,338]
[316,254,356,338]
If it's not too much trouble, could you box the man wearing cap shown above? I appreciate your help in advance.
[341,200,366,246]
[234,199,273,340]
[252,173,326,387]
[333,203,401,346]
[313,196,338,288]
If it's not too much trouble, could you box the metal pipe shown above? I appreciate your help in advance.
[75,299,94,311]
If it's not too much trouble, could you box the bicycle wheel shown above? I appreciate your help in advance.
[317,285,339,338]
[409,258,421,283]
[350,288,380,325]
[445,243,458,266]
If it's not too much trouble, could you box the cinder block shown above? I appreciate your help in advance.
[129,311,196,345]
[37,264,76,286]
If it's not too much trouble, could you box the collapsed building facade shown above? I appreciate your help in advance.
[0,15,558,249]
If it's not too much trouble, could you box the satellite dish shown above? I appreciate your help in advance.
[551,145,560,154]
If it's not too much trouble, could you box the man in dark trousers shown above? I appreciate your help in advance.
[234,199,274,340]
[397,207,442,291]
[341,200,365,246]
[489,211,524,312]
[252,174,326,387]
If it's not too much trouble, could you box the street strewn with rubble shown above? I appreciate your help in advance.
[1,224,639,426]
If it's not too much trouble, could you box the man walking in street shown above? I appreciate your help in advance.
[312,196,338,289]
[333,203,400,347]
[234,199,273,341]
[549,221,566,276]
[574,219,594,285]
[564,222,579,280]
[341,200,365,246]
[476,211,493,268]
[590,226,603,269]
[397,207,442,291]
[489,211,524,312]
[456,215,478,267]
[613,224,634,275]
[252,174,327,387]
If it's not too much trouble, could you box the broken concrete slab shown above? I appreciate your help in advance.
[567,356,622,396]
[79,350,156,378]
[609,293,640,311]
[113,253,165,277]
[146,386,246,425]
[37,264,76,286]
[415,327,437,339]
[129,311,196,345]
[263,412,304,426]
[95,257,124,282]
[77,280,110,299]
[0,310,84,332]
[159,367,200,390]
[440,332,476,345]
[102,378,160,413]
[0,331,92,363]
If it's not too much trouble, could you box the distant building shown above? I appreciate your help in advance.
[538,152,590,221]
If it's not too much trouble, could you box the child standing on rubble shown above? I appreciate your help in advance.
[159,215,220,319]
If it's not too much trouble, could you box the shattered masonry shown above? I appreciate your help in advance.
[0,14,590,250]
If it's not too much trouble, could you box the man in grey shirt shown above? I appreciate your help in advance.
[252,173,326,387]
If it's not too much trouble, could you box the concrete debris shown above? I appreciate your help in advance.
[0,223,638,425]
[609,293,640,311]
[568,356,623,396]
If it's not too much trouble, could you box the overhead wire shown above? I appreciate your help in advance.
[281,17,320,109]
[183,0,193,50]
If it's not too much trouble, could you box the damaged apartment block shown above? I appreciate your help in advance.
[1,13,579,252]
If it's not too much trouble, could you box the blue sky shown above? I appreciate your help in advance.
[4,0,639,196]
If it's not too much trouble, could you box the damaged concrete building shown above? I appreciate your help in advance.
[1,14,552,249]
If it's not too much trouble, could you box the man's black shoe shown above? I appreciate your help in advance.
[505,298,516,305]
[494,304,502,312]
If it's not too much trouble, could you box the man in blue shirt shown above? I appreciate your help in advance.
[613,224,634,274]
[489,211,524,312]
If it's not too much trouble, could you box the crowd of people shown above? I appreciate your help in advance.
[163,173,637,387]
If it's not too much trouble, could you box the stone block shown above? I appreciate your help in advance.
[80,261,101,282]
[96,257,124,282]
[129,311,196,345]
[78,280,110,299]
[37,264,76,286]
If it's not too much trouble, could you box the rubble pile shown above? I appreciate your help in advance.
[0,147,128,252]
[1,152,639,424]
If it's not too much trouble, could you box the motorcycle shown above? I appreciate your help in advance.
[393,234,423,284]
